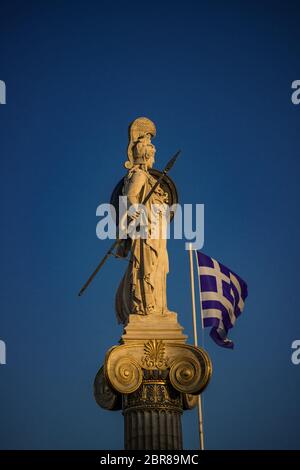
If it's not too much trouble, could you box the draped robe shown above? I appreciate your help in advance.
[115,166,169,324]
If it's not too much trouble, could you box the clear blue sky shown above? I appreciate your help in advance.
[1,0,300,449]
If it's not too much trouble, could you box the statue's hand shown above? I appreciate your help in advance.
[128,209,141,221]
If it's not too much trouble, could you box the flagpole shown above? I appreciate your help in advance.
[188,243,205,451]
[194,249,204,347]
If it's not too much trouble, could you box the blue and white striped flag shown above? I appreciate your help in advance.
[196,251,248,349]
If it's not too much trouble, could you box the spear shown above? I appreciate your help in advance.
[78,150,180,296]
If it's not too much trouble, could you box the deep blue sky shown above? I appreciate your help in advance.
[1,0,300,450]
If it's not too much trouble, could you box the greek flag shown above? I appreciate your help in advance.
[196,251,248,349]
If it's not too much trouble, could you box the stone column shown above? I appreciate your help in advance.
[123,369,183,450]
[94,313,212,450]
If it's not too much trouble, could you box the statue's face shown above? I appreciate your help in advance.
[133,138,156,168]
[146,144,156,169]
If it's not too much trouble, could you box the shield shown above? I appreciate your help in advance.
[110,168,179,223]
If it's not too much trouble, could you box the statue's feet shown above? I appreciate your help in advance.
[133,305,156,316]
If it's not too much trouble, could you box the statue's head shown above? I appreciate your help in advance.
[132,135,156,169]
[125,117,156,170]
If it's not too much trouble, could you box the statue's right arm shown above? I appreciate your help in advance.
[126,169,147,206]
[115,170,147,258]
